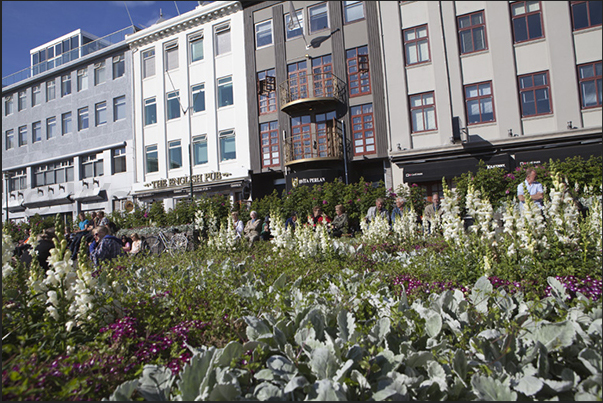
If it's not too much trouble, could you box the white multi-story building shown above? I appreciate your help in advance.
[2,27,137,224]
[126,1,251,210]
[379,1,602,198]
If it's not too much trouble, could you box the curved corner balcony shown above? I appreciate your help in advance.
[284,124,344,166]
[279,73,346,114]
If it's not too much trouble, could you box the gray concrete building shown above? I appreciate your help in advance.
[2,27,137,224]
[380,1,601,199]
[242,1,392,198]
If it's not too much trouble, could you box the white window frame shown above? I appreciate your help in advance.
[18,125,27,146]
[308,2,329,34]
[5,129,14,150]
[286,9,304,40]
[193,134,208,165]
[5,95,14,116]
[146,144,159,173]
[61,112,72,135]
[61,74,72,97]
[77,68,88,92]
[219,129,236,161]
[343,1,364,24]
[46,80,56,101]
[215,23,231,56]
[168,140,182,169]
[32,85,41,107]
[113,54,125,79]
[217,76,234,108]
[255,20,274,49]
[112,147,127,174]
[113,95,126,121]
[47,117,57,139]
[18,90,27,111]
[167,91,181,120]
[95,101,107,126]
[142,48,156,79]
[94,62,106,85]
[144,97,157,126]
[191,83,206,113]
[164,41,179,71]
[78,107,89,131]
[189,31,204,63]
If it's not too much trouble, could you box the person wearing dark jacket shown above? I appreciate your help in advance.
[89,225,125,267]
[20,229,56,272]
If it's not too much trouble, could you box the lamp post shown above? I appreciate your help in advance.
[4,172,10,222]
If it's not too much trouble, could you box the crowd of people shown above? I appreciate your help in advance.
[12,168,569,271]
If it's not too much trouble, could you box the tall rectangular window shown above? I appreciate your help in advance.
[404,25,430,65]
[47,117,56,139]
[95,101,107,126]
[260,121,280,167]
[217,76,233,108]
[465,81,495,124]
[511,1,544,43]
[578,61,602,109]
[351,104,375,155]
[78,107,89,131]
[4,95,13,116]
[458,11,487,54]
[61,74,71,96]
[285,9,304,40]
[571,1,602,31]
[18,126,27,146]
[258,69,276,114]
[46,79,56,101]
[62,112,72,135]
[32,121,42,143]
[215,24,231,55]
[94,62,106,85]
[191,83,206,113]
[309,3,329,34]
[77,68,88,92]
[343,1,364,24]
[220,130,236,161]
[112,147,127,174]
[193,135,208,165]
[410,92,437,133]
[18,90,27,111]
[165,42,179,71]
[189,31,204,62]
[347,46,370,97]
[5,129,14,150]
[290,115,312,160]
[167,91,181,120]
[287,61,308,101]
[519,71,551,116]
[146,145,159,173]
[168,140,182,169]
[8,169,27,191]
[142,49,155,78]
[32,84,41,106]
[144,97,157,126]
[113,54,125,78]
[311,55,333,97]
[113,95,126,121]
[255,20,273,49]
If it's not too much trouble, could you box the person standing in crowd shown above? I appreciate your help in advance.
[517,167,544,210]
[231,211,244,240]
[244,211,263,245]
[89,225,125,267]
[285,211,298,232]
[330,204,349,238]
[366,197,390,224]
[423,192,443,234]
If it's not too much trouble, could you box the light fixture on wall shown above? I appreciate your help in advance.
[397,143,402,151]
[508,129,513,137]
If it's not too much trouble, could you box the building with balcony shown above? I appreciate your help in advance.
[2,27,137,224]
[242,1,391,198]
[125,1,251,209]
[380,1,601,199]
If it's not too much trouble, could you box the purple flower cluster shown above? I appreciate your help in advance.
[392,274,468,296]
[544,275,602,302]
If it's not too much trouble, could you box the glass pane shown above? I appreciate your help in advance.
[405,43,418,64]
[527,1,540,12]
[521,91,535,115]
[513,17,528,42]
[191,39,204,62]
[590,1,602,26]
[519,76,533,89]
[527,13,542,39]
[218,80,233,107]
[473,27,485,51]
[458,15,471,29]
[480,98,493,120]
[95,160,104,176]
[425,107,436,130]
[534,73,546,86]
[472,13,483,25]
[145,103,157,125]
[194,140,208,165]
[410,95,422,107]
[512,3,526,16]
[467,99,481,123]
[535,88,550,113]
[460,30,473,53]
[418,40,429,62]
[216,29,231,55]
[411,110,424,132]
[572,2,589,30]
[345,2,364,23]
[404,30,416,41]
[220,136,236,160]
[169,146,182,169]
[256,21,273,47]
[466,85,478,98]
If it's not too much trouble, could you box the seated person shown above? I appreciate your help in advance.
[244,211,262,244]
[310,205,331,227]
[330,204,349,238]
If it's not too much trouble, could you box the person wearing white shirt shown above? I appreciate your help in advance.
[517,167,544,209]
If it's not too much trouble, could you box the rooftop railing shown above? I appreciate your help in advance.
[2,26,137,88]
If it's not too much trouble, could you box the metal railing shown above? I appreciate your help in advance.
[3,26,136,88]
[284,122,344,165]
[278,72,346,111]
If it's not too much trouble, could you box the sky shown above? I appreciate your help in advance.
[2,1,205,78]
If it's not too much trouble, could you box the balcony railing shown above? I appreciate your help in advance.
[278,72,346,113]
[2,26,136,88]
[284,121,344,166]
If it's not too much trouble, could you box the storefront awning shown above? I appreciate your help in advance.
[401,154,511,183]
[22,192,73,208]
[2,199,26,212]
[514,143,601,167]
[73,187,104,202]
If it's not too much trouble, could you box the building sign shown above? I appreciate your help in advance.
[402,154,511,183]
[144,172,232,189]
[286,169,342,190]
